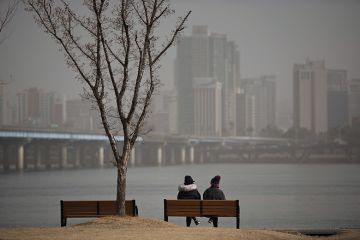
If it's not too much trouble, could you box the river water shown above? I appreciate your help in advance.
[0,163,360,229]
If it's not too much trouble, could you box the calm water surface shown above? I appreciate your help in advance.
[0,163,359,229]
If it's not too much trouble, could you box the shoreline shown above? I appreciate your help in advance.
[2,161,360,174]
[0,217,359,240]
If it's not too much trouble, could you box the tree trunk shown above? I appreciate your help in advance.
[116,144,130,216]
[116,166,126,215]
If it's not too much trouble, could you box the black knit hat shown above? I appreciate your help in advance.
[184,175,195,185]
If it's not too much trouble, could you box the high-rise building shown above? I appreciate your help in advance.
[52,95,66,128]
[175,25,239,136]
[26,88,43,125]
[327,69,349,129]
[175,33,195,135]
[145,90,176,134]
[293,60,328,134]
[65,99,98,131]
[349,79,360,124]
[15,88,60,127]
[235,88,246,136]
[163,90,178,134]
[193,77,222,136]
[236,75,276,136]
[40,91,56,127]
[16,88,44,126]
[16,91,26,126]
[293,59,351,133]
[0,80,9,125]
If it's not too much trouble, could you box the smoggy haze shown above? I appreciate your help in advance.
[1,0,360,128]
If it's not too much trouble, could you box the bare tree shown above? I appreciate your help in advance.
[0,0,19,44]
[24,0,190,216]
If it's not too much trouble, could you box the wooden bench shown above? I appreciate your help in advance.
[60,200,138,227]
[164,199,240,229]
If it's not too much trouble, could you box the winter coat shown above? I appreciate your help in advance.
[203,187,226,200]
[177,183,201,200]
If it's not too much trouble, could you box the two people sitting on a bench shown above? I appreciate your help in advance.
[177,175,226,227]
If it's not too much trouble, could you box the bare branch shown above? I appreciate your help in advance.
[0,0,19,34]
[140,0,149,24]
[130,1,146,25]
[152,0,169,25]
[60,0,96,37]
[103,40,125,66]
[152,10,191,65]
[62,9,96,62]
[130,41,155,145]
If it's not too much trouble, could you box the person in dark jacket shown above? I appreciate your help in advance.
[177,175,201,227]
[203,175,226,227]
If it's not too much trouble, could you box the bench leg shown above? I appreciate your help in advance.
[61,217,67,227]
[163,199,168,222]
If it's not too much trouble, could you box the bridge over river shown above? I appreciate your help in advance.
[0,127,357,171]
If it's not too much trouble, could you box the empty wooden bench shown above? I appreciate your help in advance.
[164,199,240,229]
[60,200,138,227]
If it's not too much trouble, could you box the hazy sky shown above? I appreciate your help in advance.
[1,0,360,124]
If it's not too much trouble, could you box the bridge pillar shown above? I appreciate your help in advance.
[199,148,204,164]
[61,145,68,169]
[98,146,104,168]
[181,147,186,164]
[3,144,11,171]
[189,146,194,164]
[75,147,81,168]
[17,145,24,171]
[35,145,42,169]
[130,147,135,167]
[157,146,163,166]
[170,147,175,165]
[44,146,51,169]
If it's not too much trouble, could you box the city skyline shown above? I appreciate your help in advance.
[0,0,359,132]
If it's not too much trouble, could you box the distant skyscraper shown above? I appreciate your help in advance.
[237,75,276,136]
[175,25,239,136]
[235,88,246,136]
[163,90,178,134]
[293,60,328,134]
[193,77,222,136]
[52,95,66,128]
[327,69,349,129]
[16,91,26,125]
[145,90,176,134]
[15,88,58,127]
[349,79,360,124]
[16,88,44,126]
[26,88,43,125]
[175,32,196,135]
[40,91,56,127]
[66,99,98,131]
[0,80,9,125]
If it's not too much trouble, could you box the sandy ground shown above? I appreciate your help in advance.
[0,216,359,240]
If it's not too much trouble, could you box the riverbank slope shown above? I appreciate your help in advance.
[0,216,359,240]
